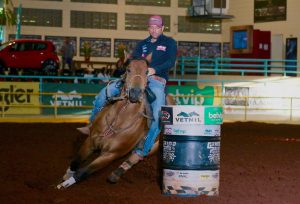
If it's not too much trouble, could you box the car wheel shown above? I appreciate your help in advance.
[42,59,58,75]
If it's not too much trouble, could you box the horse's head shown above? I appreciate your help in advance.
[125,58,149,103]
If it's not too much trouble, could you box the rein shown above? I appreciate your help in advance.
[102,62,149,137]
[103,100,147,137]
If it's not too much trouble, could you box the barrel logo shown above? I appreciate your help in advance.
[161,111,170,120]
[204,107,223,124]
[175,111,202,123]
[161,107,173,124]
[165,170,175,177]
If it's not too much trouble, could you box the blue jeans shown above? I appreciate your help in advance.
[89,76,166,157]
[89,80,122,122]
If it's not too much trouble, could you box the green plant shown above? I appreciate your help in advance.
[117,43,128,60]
[81,41,92,59]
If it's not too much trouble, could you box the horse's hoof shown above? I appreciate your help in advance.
[63,168,75,180]
[56,177,76,189]
[56,183,64,190]
[107,173,120,184]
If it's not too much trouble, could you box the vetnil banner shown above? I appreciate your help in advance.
[161,105,223,125]
[42,83,105,115]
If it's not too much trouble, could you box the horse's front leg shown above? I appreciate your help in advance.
[57,137,94,189]
[57,152,118,189]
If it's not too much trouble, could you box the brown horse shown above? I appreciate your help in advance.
[57,58,153,189]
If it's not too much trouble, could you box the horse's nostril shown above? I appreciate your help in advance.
[129,88,142,103]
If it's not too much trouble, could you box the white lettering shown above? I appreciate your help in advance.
[209,112,222,119]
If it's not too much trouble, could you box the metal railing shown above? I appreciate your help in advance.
[174,57,300,77]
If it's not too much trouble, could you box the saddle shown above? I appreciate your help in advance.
[145,87,156,104]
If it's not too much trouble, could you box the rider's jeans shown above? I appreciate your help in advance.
[89,76,166,157]
[89,80,121,122]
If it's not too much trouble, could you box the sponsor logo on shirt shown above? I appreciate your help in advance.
[156,45,166,51]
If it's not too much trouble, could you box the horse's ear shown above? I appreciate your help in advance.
[122,51,132,68]
[145,53,152,64]
[124,50,130,62]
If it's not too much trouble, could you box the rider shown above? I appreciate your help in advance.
[79,15,177,159]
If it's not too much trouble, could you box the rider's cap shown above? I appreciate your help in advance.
[148,15,164,27]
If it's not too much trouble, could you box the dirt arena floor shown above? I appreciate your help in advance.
[0,122,299,204]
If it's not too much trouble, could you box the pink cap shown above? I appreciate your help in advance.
[148,15,163,27]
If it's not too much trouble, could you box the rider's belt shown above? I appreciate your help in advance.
[151,75,166,85]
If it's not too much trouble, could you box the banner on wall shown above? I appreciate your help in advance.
[223,84,300,115]
[254,0,287,23]
[45,36,77,56]
[42,83,105,115]
[177,41,200,57]
[0,82,40,114]
[167,85,215,105]
[79,37,111,57]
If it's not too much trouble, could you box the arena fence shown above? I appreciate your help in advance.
[1,89,300,123]
[1,57,300,123]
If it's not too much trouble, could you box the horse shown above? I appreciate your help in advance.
[57,57,154,189]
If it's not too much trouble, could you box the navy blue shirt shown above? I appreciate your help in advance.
[132,34,177,81]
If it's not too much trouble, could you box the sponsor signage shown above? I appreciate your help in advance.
[204,106,223,124]
[164,124,221,136]
[161,105,223,125]
[163,169,219,196]
[0,82,40,114]
[163,169,219,182]
[42,83,105,114]
[167,85,214,105]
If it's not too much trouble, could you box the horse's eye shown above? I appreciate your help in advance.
[127,69,131,73]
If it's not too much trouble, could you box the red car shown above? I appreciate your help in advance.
[0,39,60,74]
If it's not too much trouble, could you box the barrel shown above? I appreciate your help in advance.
[160,105,223,197]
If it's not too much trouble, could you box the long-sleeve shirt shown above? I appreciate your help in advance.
[132,34,177,81]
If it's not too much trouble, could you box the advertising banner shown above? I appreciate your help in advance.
[163,124,220,137]
[161,105,223,125]
[254,0,286,23]
[0,82,40,114]
[167,85,214,105]
[42,83,105,115]
[163,169,219,196]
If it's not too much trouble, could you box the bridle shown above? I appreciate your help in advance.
[106,58,148,103]
[101,59,151,137]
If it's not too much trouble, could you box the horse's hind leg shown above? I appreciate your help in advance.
[107,153,143,183]
[107,140,159,183]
